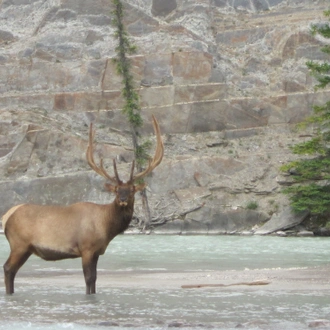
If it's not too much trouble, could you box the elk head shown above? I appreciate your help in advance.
[86,115,164,207]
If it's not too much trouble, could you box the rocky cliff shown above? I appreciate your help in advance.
[0,0,329,234]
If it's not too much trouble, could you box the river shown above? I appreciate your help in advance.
[0,234,329,330]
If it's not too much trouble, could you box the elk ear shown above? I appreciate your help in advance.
[104,183,116,193]
[134,183,146,192]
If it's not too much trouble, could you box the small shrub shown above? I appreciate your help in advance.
[246,201,258,210]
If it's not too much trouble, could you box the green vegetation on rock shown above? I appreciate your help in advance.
[111,0,151,227]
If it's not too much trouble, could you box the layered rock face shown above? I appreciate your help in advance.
[0,0,329,233]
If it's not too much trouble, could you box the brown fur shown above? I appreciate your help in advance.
[2,204,25,230]
[3,178,145,295]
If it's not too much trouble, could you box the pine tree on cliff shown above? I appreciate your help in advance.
[111,0,152,229]
[282,9,330,222]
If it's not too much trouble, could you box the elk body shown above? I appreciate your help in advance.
[2,116,163,295]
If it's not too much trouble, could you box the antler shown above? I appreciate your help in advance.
[132,114,164,182]
[86,115,163,184]
[86,124,121,184]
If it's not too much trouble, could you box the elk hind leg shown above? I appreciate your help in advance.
[82,253,99,295]
[3,250,31,294]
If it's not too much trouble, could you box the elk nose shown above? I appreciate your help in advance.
[118,197,128,206]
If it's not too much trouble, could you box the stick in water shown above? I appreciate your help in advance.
[181,280,271,289]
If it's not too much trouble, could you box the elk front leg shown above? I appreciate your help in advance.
[3,251,31,294]
[82,253,99,295]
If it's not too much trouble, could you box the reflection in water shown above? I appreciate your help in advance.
[0,235,329,329]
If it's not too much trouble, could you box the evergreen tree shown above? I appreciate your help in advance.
[282,9,330,220]
[111,0,152,228]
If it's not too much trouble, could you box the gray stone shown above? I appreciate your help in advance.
[297,230,314,237]
[0,30,15,44]
[85,15,112,26]
[240,231,254,236]
[152,0,177,17]
[187,101,227,133]
[2,0,39,7]
[174,187,211,204]
[314,227,330,236]
[61,0,110,15]
[232,0,253,11]
[0,172,100,217]
[254,207,309,235]
[252,0,270,11]
[224,128,262,139]
[268,0,285,7]
[308,320,330,328]
[125,7,159,36]
[142,54,173,87]
[212,0,227,8]
[182,219,208,234]
[184,206,267,234]
[54,9,77,22]
[152,220,183,234]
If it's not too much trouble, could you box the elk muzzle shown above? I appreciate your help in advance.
[118,200,128,207]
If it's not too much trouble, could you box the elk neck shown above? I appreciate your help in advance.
[103,197,135,236]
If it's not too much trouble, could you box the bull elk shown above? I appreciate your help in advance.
[2,115,163,295]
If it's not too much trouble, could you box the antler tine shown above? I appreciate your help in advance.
[129,160,135,182]
[112,159,122,183]
[132,115,164,182]
[86,123,118,183]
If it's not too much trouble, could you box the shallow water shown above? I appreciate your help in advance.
[0,235,330,329]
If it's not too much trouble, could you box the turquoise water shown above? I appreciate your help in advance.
[0,235,329,329]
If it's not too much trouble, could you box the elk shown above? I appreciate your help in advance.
[2,115,163,295]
